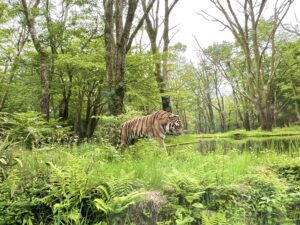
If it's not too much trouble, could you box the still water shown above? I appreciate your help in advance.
[188,136,300,155]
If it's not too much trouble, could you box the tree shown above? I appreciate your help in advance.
[202,0,294,130]
[103,0,156,116]
[199,42,253,130]
[21,0,51,120]
[0,2,27,111]
[142,0,179,112]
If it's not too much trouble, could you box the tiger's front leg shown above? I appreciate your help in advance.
[154,137,168,155]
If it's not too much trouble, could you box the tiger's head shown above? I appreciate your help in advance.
[166,113,183,136]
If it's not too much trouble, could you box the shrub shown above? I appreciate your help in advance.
[0,111,72,149]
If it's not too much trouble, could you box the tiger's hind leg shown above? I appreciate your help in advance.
[117,132,127,153]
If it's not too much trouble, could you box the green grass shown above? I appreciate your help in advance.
[164,127,300,146]
[12,140,299,189]
[1,140,300,224]
[195,126,300,139]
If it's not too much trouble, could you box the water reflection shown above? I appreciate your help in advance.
[194,136,300,155]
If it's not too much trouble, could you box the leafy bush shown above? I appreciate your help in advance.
[275,163,300,223]
[0,111,72,149]
[161,171,205,224]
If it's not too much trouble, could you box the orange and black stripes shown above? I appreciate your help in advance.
[116,110,183,151]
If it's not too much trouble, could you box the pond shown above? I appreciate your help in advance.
[174,135,300,155]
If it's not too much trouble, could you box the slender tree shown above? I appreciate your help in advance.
[142,0,179,112]
[21,0,50,120]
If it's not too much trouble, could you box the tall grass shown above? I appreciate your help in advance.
[12,139,300,188]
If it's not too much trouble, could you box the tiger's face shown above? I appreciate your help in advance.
[166,114,183,136]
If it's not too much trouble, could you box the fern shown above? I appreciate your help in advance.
[37,157,145,224]
[163,170,205,223]
[201,211,227,225]
[38,159,92,224]
[94,173,145,223]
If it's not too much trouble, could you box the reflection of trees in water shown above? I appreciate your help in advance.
[196,137,300,154]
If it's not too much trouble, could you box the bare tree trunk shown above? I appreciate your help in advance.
[232,90,243,129]
[39,54,50,120]
[257,103,273,131]
[206,93,215,133]
[0,63,11,112]
[243,111,251,131]
[195,98,202,133]
[103,0,115,114]
[289,73,300,122]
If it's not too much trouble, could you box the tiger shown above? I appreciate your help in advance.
[117,110,183,152]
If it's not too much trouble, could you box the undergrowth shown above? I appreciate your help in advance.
[0,140,299,224]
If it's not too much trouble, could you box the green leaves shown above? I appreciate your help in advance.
[56,53,105,70]
[94,198,109,214]
[164,171,205,223]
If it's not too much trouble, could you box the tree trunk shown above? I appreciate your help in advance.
[103,0,155,115]
[206,93,215,133]
[39,54,50,120]
[113,45,126,115]
[243,111,251,131]
[143,0,178,113]
[162,96,171,112]
[0,63,11,112]
[58,96,69,120]
[258,104,273,131]
[196,99,202,133]
[74,91,84,138]
[21,0,50,120]
[289,73,300,122]
[0,28,26,112]
[161,0,174,112]
[183,109,188,131]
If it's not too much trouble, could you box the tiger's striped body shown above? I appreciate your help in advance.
[117,111,183,151]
